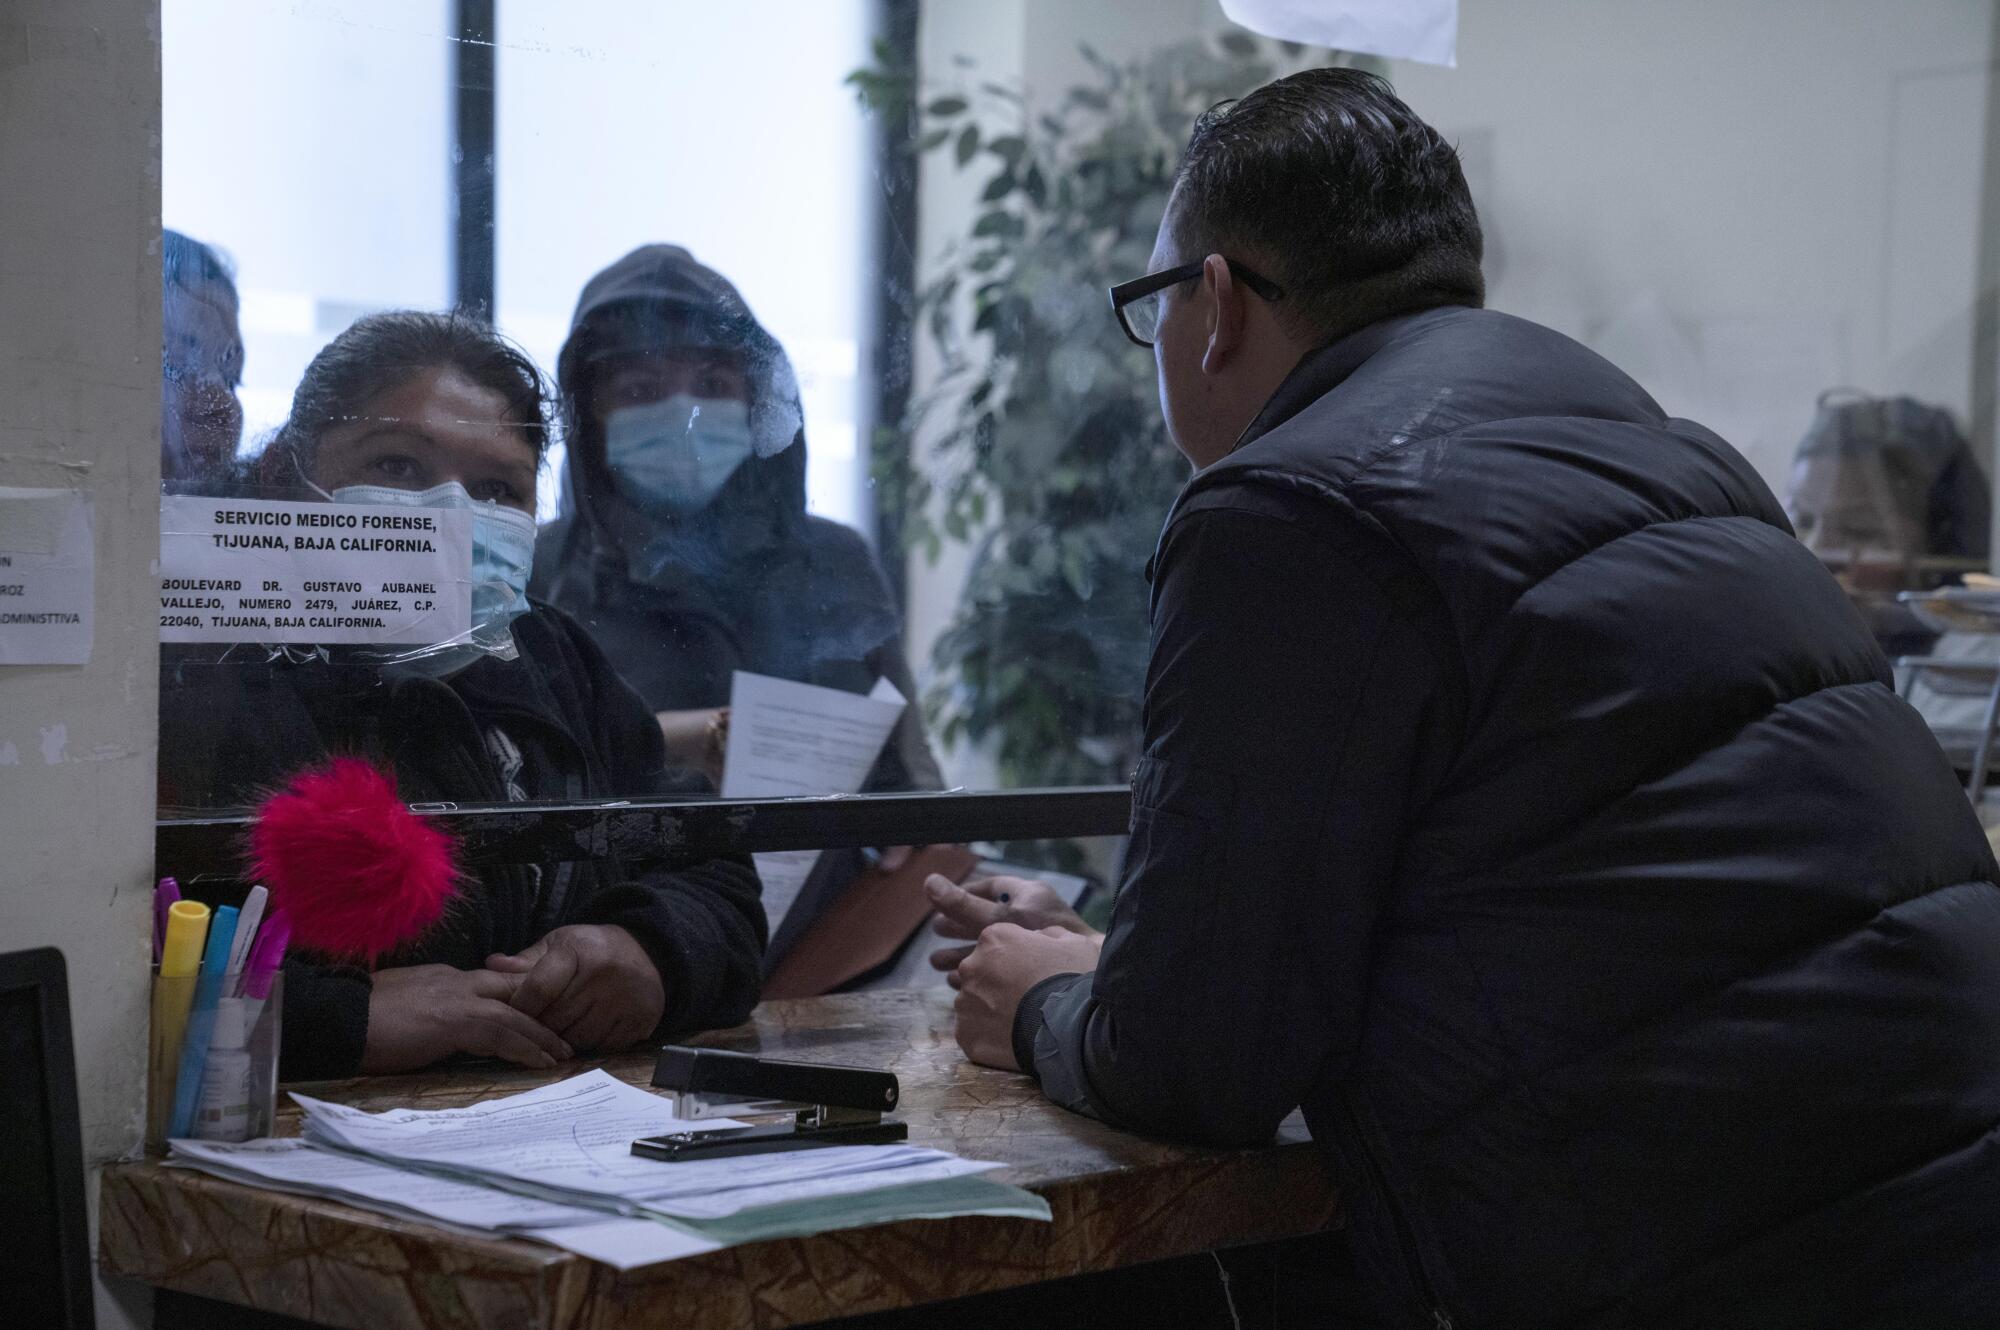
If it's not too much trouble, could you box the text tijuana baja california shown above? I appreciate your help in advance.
[208,534,438,553]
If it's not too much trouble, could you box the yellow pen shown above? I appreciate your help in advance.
[147,900,210,1149]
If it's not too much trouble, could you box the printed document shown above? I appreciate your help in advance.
[0,488,93,665]
[721,671,907,932]
[169,1069,1050,1270]
[293,1069,997,1219]
[170,1135,1047,1270]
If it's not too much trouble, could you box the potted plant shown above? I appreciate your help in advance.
[853,33,1370,869]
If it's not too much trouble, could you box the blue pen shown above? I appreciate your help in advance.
[168,904,239,1138]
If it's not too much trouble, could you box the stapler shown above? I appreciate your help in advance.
[631,1045,909,1162]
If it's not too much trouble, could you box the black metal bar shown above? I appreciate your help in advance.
[156,786,1132,882]
[865,0,920,600]
[452,0,496,319]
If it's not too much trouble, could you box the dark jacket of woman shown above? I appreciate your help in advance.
[158,604,766,1079]
[531,244,941,793]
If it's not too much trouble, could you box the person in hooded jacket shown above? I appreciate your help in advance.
[158,311,765,1080]
[532,246,941,794]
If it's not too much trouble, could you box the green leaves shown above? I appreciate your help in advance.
[1022,165,1048,208]
[853,33,1331,788]
[971,210,1025,240]
[844,67,908,113]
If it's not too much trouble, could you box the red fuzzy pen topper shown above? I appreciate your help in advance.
[248,758,460,965]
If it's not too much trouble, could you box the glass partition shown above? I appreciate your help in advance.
[160,0,2000,836]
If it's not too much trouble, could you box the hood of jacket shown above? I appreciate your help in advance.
[548,244,810,594]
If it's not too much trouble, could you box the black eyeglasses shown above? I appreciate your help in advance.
[1108,259,1286,348]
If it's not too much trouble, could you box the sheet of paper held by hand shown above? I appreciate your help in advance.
[720,671,907,933]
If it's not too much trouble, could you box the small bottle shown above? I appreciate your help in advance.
[192,997,253,1142]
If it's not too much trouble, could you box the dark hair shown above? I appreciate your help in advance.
[163,229,237,297]
[271,310,550,476]
[1170,68,1484,345]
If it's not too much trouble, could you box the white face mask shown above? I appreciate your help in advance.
[604,394,756,513]
[330,481,536,662]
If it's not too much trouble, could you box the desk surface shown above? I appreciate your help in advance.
[100,989,1337,1330]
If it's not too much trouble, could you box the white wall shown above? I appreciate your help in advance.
[900,0,1025,761]
[0,1,163,1326]
[1390,0,1996,489]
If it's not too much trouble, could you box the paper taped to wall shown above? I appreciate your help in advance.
[0,488,93,666]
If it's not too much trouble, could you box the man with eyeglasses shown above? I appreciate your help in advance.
[942,67,2000,1328]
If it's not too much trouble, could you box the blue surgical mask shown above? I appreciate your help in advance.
[604,394,755,513]
[330,481,536,642]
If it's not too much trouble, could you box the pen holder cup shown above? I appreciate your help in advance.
[146,969,283,1155]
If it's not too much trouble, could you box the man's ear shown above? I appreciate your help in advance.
[1199,253,1243,376]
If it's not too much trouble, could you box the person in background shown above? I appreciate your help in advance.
[157,311,765,1079]
[533,245,940,793]
[1785,388,1990,658]
[161,229,245,491]
[944,69,2000,1327]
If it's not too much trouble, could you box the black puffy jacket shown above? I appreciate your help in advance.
[159,605,766,1079]
[1022,306,2000,1328]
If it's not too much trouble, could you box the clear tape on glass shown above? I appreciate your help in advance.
[353,595,524,676]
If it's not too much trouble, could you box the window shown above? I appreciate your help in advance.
[158,0,2000,884]
[492,1,878,531]
[164,0,452,451]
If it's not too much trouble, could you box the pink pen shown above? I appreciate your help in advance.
[239,913,290,1005]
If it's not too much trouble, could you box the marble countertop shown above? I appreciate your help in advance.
[100,988,1337,1329]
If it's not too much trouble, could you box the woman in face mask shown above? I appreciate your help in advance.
[157,311,766,1080]
[533,246,942,795]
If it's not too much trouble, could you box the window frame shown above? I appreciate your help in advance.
[156,786,1133,881]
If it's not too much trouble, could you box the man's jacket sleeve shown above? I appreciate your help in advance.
[1018,484,1451,1147]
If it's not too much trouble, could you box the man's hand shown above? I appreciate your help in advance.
[485,924,666,1053]
[361,964,573,1075]
[927,874,1098,985]
[953,923,1103,1071]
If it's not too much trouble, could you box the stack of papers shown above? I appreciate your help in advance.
[168,1070,1048,1269]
